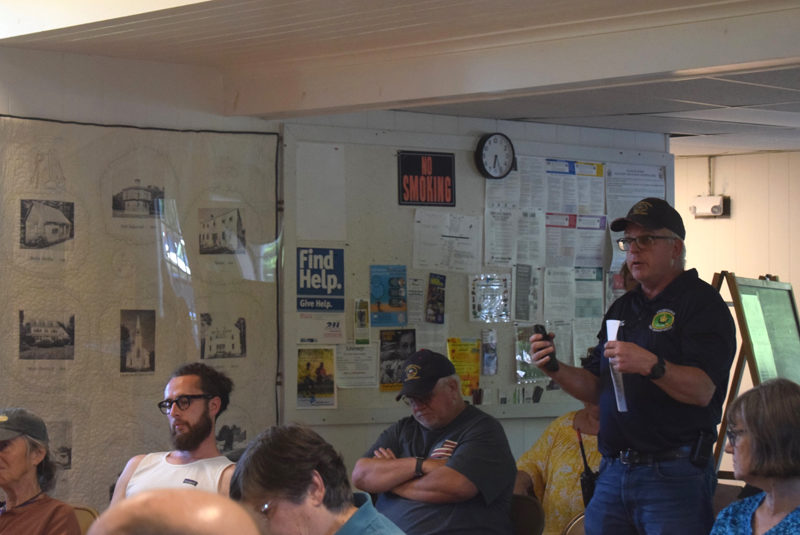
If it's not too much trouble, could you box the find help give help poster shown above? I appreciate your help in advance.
[297,247,345,343]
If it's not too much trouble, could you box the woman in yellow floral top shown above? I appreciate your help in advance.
[514,403,601,535]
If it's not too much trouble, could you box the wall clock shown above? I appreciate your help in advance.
[474,132,516,179]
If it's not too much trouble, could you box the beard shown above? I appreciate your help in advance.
[170,406,213,451]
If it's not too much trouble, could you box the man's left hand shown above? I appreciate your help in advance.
[373,447,397,460]
[604,341,658,376]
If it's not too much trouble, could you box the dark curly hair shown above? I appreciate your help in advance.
[170,362,234,416]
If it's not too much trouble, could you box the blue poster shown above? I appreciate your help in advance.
[370,265,407,326]
[297,248,345,312]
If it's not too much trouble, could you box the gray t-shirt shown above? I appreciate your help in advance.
[363,404,515,535]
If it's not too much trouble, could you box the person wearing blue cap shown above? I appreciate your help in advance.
[352,349,516,534]
[530,197,737,534]
[0,407,80,535]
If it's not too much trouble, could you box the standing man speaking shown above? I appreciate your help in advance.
[531,198,736,534]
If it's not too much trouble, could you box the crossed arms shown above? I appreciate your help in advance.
[352,447,478,503]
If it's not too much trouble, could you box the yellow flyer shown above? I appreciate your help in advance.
[446,337,480,397]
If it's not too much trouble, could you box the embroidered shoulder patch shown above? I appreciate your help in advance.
[650,309,675,331]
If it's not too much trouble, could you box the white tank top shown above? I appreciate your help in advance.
[125,452,233,497]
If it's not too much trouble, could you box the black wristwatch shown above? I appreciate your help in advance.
[414,457,425,478]
[647,355,666,380]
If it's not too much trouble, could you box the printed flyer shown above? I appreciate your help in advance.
[379,328,415,392]
[297,347,336,408]
[425,273,446,324]
[446,337,480,397]
[370,264,407,326]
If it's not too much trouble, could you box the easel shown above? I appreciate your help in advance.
[711,271,739,473]
[711,271,798,477]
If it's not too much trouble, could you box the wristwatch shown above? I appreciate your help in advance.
[414,457,425,478]
[647,355,666,380]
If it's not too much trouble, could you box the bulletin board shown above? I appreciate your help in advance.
[281,120,674,427]
[0,115,279,509]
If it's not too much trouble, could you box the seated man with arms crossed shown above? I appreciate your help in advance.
[352,349,516,535]
[110,362,235,503]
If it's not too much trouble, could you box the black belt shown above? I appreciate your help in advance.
[613,445,692,465]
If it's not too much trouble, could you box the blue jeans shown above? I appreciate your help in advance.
[584,455,716,535]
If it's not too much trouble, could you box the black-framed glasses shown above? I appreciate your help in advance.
[157,394,214,414]
[616,235,675,251]
[726,427,747,447]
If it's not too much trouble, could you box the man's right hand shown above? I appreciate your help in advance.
[530,332,557,373]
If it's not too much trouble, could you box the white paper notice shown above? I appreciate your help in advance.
[413,209,482,273]
[605,163,666,228]
[545,213,576,267]
[484,205,518,266]
[515,209,545,266]
[406,278,426,325]
[575,215,607,267]
[296,142,346,241]
[606,319,628,412]
[336,344,379,388]
[544,267,575,320]
[576,162,605,215]
[518,156,547,212]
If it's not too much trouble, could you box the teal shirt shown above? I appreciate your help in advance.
[712,493,800,534]
[337,493,405,535]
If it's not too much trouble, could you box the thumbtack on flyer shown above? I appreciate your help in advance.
[606,319,628,412]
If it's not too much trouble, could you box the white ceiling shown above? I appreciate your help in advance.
[2,0,800,156]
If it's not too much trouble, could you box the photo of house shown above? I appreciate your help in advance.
[199,207,245,254]
[112,178,164,218]
[19,310,75,360]
[20,200,74,249]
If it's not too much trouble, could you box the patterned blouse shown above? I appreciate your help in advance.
[516,410,601,535]
[712,492,800,534]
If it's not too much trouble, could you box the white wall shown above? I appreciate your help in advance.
[674,152,800,473]
[675,153,800,294]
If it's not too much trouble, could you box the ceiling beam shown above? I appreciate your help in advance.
[223,6,800,119]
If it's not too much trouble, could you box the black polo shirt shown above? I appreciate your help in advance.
[585,269,736,456]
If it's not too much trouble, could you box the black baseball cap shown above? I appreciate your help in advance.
[396,349,456,401]
[610,197,685,240]
[0,407,49,443]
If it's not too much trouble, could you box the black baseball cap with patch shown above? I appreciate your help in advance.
[610,197,685,240]
[396,349,456,401]
[0,407,49,443]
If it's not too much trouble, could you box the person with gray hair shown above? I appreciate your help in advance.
[352,349,516,534]
[231,424,402,535]
[531,197,737,534]
[88,488,265,535]
[711,378,800,534]
[0,407,80,535]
